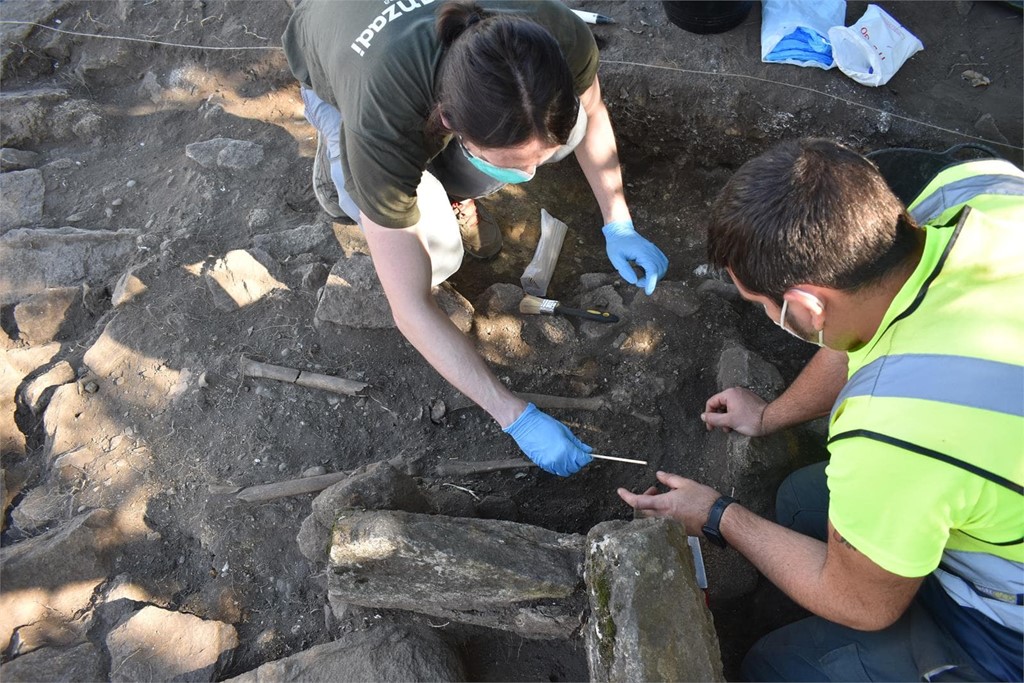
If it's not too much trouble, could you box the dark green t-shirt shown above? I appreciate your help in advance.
[283,0,599,228]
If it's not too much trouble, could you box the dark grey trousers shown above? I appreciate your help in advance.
[741,462,991,682]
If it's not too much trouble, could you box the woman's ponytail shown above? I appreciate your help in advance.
[435,1,487,49]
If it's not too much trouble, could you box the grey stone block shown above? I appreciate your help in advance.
[326,510,586,638]
[647,280,700,319]
[253,222,333,259]
[716,344,784,399]
[225,624,464,683]
[0,88,69,148]
[0,642,106,683]
[0,227,139,305]
[315,254,393,329]
[585,518,724,683]
[13,286,82,344]
[0,148,41,172]
[186,137,264,170]
[297,461,432,564]
[1,169,44,231]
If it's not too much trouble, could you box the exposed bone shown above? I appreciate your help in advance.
[240,356,367,396]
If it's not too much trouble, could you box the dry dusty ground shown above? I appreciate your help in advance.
[1,0,1021,679]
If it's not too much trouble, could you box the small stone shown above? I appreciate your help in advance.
[84,381,99,394]
[147,531,161,541]
[65,212,86,222]
[429,399,447,424]
[302,466,327,478]
[961,69,991,87]
[0,148,40,172]
[111,197,123,206]
[104,207,113,219]
[126,179,137,188]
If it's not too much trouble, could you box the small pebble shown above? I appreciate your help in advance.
[104,207,113,218]
[66,212,85,222]
[302,466,327,478]
[84,381,99,394]
[147,531,162,541]
[111,197,123,206]
[126,179,137,188]
[514,472,528,480]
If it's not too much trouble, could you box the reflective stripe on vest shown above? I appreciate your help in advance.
[833,354,1024,419]
[936,549,1024,632]
[910,174,1024,225]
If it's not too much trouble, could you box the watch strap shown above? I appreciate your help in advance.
[702,495,737,548]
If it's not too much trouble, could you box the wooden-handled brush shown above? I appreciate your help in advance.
[520,294,619,324]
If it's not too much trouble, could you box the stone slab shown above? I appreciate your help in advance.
[225,624,464,683]
[106,605,238,682]
[0,642,106,683]
[0,227,138,305]
[0,169,45,232]
[585,518,724,682]
[0,509,122,653]
[326,510,586,638]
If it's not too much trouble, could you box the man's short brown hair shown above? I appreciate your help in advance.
[708,138,918,302]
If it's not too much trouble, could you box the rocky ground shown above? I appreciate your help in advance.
[1,0,1021,680]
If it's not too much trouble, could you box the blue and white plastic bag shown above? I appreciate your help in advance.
[828,5,924,87]
[761,0,847,69]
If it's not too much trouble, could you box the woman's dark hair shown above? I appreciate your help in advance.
[708,138,921,302]
[428,1,578,148]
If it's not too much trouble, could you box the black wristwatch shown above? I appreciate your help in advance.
[702,495,737,548]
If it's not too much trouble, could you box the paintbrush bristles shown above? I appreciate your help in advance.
[519,294,558,315]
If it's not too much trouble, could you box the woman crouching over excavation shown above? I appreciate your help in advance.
[282,0,668,477]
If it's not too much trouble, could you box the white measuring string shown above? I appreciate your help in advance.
[0,20,282,51]
[602,59,1022,152]
[3,21,1019,152]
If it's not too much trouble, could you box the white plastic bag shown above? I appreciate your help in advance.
[828,5,924,87]
[761,0,846,70]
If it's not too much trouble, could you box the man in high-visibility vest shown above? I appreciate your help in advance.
[619,138,1023,681]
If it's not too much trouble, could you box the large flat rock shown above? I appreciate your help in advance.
[226,624,464,683]
[585,518,724,682]
[106,605,238,682]
[0,169,44,231]
[0,227,139,305]
[326,510,586,638]
[0,509,123,653]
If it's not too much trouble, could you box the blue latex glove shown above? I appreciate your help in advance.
[602,220,669,295]
[503,403,593,477]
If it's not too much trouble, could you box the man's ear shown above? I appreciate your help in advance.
[784,286,827,328]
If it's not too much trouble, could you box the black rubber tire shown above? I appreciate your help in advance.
[663,1,755,35]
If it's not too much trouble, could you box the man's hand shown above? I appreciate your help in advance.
[617,471,722,536]
[602,220,669,295]
[504,403,593,476]
[701,387,769,436]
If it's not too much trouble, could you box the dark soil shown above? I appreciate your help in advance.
[1,0,1019,680]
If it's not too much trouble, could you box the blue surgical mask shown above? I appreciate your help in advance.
[459,140,535,184]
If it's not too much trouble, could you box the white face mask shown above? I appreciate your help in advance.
[774,299,825,347]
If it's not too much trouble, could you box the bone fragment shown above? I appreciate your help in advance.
[240,356,367,396]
